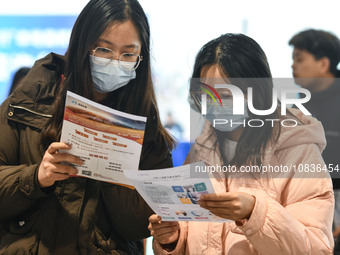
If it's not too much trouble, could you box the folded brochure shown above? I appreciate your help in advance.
[60,91,146,187]
[123,162,231,222]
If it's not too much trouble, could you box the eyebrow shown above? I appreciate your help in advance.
[97,38,140,49]
[293,51,301,58]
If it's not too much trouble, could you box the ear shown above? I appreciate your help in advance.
[319,57,331,75]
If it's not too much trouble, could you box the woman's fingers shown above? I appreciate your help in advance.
[47,142,72,154]
[150,221,179,231]
[154,230,179,244]
[149,214,162,223]
[148,214,179,245]
[150,224,179,237]
[198,192,255,221]
[198,200,236,209]
[38,142,84,188]
[51,153,84,166]
[47,162,79,176]
[148,215,178,231]
[200,193,235,201]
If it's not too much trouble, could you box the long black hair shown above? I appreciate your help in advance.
[42,0,174,151]
[191,33,284,167]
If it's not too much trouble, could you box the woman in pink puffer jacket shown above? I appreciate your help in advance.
[149,33,334,255]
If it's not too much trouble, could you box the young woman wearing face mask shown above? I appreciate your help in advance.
[0,0,174,254]
[149,34,334,254]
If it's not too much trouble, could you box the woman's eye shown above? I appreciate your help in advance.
[295,57,303,63]
[98,47,111,53]
[124,53,135,57]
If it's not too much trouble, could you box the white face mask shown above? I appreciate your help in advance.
[90,55,136,93]
[204,99,249,132]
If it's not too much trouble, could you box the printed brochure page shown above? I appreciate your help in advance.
[124,162,231,222]
[60,91,146,187]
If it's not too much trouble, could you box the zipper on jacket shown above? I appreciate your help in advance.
[9,104,53,118]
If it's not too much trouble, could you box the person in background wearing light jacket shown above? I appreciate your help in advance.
[0,0,174,254]
[149,33,334,255]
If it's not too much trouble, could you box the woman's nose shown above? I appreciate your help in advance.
[113,51,122,61]
[291,62,295,70]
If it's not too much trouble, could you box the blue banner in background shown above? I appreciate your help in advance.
[0,16,77,103]
[172,142,191,167]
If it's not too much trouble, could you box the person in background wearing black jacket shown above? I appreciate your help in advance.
[289,28,340,252]
[8,67,31,96]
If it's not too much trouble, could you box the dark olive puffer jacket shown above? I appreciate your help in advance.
[0,53,173,254]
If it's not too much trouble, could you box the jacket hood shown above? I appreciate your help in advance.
[10,53,64,112]
[271,108,326,153]
[194,108,326,165]
[7,53,65,130]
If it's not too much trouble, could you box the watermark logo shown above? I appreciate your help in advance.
[200,83,311,116]
[199,82,223,107]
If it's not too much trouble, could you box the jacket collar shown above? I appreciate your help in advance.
[7,53,65,130]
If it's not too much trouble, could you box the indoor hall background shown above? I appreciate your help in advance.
[1,1,339,253]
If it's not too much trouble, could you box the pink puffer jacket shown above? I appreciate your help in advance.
[153,109,334,255]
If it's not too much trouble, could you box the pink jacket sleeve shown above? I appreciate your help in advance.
[152,221,188,255]
[235,143,334,255]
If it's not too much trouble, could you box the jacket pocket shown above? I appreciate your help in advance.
[0,207,41,254]
[88,225,144,255]
[93,226,118,253]
[0,232,39,255]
